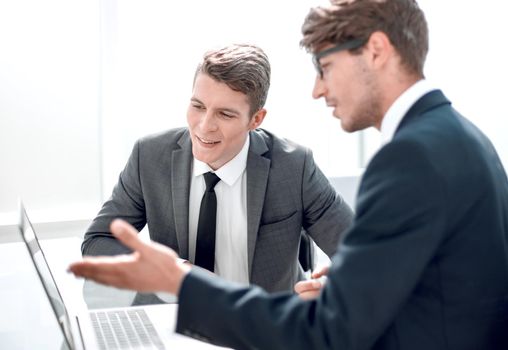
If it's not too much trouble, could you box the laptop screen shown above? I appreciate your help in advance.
[18,203,74,349]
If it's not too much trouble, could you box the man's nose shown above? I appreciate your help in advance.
[200,111,218,131]
[312,75,326,100]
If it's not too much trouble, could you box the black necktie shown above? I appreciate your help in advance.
[195,172,221,272]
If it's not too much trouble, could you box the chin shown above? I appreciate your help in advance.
[192,149,214,164]
[197,154,216,164]
[339,120,354,133]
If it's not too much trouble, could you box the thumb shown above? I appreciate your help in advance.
[110,219,147,254]
[311,265,330,279]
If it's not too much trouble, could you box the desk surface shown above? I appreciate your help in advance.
[0,237,215,349]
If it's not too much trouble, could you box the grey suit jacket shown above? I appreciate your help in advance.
[82,128,353,292]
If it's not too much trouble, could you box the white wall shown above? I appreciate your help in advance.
[363,1,508,167]
[1,1,507,225]
[98,0,362,197]
[0,0,102,223]
[99,0,508,197]
[422,1,508,169]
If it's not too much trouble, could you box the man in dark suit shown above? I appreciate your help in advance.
[70,0,508,349]
[82,44,354,293]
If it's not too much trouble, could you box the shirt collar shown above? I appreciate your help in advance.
[192,134,250,186]
[380,79,437,144]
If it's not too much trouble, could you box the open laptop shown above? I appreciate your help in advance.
[18,202,225,350]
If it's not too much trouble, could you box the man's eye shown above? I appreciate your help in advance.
[192,104,205,110]
[220,112,234,118]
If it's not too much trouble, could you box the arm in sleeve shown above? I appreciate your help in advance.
[176,139,448,350]
[81,140,147,256]
[300,148,354,257]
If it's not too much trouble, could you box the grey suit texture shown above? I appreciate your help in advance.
[82,127,353,292]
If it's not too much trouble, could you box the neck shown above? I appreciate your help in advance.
[375,73,422,130]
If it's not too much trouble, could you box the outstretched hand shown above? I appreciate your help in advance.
[68,219,190,295]
[294,265,329,300]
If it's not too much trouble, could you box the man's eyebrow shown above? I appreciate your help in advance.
[190,97,204,104]
[219,107,241,116]
[320,61,332,69]
[190,97,241,116]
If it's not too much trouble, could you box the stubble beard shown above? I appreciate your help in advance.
[346,68,382,133]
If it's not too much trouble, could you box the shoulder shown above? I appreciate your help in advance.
[363,105,492,200]
[394,105,490,170]
[135,127,189,151]
[138,127,188,145]
[369,108,462,181]
[250,128,310,160]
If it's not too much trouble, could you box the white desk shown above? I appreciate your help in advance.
[0,237,224,349]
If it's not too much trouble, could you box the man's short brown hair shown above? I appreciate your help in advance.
[195,44,271,117]
[301,0,428,76]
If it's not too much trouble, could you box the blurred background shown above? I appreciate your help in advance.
[1,0,507,229]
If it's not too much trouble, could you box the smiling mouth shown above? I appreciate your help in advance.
[197,136,220,145]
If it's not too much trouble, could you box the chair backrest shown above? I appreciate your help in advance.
[298,230,314,272]
[298,174,362,272]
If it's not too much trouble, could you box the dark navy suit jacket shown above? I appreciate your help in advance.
[176,90,508,350]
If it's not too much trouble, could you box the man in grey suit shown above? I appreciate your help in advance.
[82,44,354,293]
[71,1,508,349]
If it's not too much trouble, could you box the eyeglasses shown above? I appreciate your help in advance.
[312,38,367,78]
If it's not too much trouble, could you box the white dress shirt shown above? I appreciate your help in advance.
[188,136,250,285]
[380,79,437,144]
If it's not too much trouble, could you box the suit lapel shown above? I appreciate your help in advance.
[172,130,193,259]
[246,131,270,278]
[396,90,451,133]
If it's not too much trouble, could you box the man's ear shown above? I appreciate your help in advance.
[365,31,393,70]
[249,109,267,130]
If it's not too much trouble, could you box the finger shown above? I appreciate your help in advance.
[68,260,98,276]
[69,260,128,287]
[310,266,328,278]
[78,269,124,289]
[110,219,148,254]
[69,254,130,275]
[294,279,321,294]
[68,262,84,276]
[311,265,330,279]
[84,268,131,289]
[69,259,115,277]
[298,290,321,300]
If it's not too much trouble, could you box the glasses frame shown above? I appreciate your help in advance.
[312,38,367,78]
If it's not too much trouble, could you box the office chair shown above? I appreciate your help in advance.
[298,230,314,272]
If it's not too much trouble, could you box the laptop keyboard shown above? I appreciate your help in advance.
[90,309,165,349]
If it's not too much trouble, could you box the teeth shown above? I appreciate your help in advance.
[198,136,219,144]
